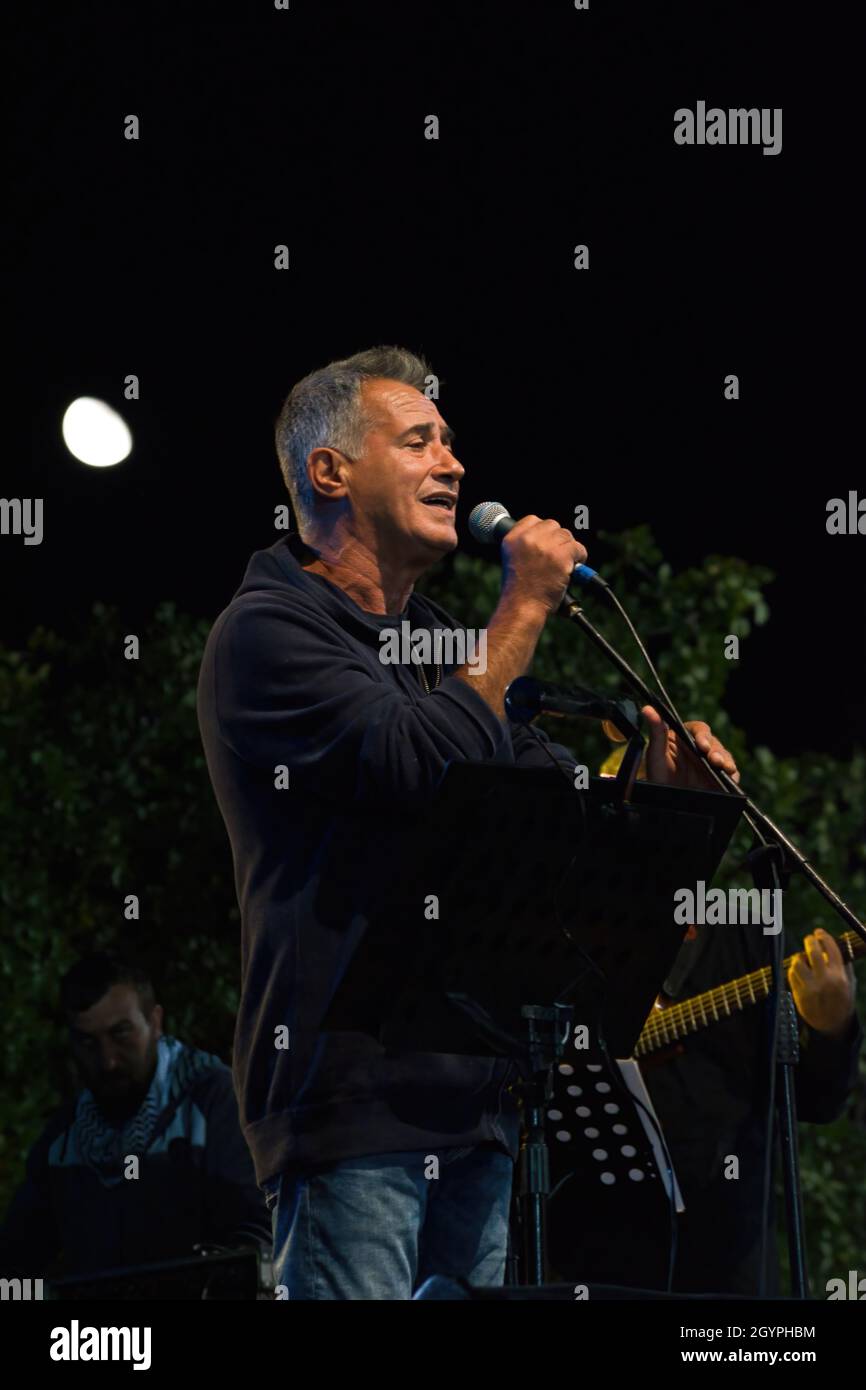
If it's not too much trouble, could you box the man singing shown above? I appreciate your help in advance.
[196,345,739,1299]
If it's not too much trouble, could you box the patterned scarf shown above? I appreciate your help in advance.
[75,1035,223,1178]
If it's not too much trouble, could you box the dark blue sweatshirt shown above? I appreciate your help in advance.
[196,531,576,1186]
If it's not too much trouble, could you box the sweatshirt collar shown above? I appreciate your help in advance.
[271,531,425,630]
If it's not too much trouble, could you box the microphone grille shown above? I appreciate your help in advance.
[468,500,509,543]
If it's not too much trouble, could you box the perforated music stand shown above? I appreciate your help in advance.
[324,762,744,1283]
[544,1052,684,1290]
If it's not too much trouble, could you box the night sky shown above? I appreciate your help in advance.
[8,0,864,757]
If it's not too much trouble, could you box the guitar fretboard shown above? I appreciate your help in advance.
[635,931,863,1056]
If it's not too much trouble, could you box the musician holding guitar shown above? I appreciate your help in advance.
[550,917,861,1294]
[651,920,860,1293]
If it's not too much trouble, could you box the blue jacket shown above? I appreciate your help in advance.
[196,531,575,1185]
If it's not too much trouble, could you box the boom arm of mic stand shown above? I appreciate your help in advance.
[558,597,866,944]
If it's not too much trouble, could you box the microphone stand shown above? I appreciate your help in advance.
[557,597,866,942]
[555,594,866,1298]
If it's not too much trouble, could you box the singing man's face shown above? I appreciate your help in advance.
[341,378,465,565]
[68,983,163,1118]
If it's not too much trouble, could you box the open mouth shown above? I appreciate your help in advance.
[420,497,456,512]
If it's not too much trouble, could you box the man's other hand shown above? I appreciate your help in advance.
[642,706,740,791]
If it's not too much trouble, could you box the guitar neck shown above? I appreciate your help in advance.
[635,930,864,1056]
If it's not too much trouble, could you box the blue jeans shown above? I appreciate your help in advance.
[262,1145,514,1299]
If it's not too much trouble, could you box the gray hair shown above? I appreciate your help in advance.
[275,345,433,533]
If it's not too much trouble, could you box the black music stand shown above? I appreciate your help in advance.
[543,1049,684,1289]
[324,762,744,1285]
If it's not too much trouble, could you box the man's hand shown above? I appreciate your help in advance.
[500,515,588,618]
[455,517,587,720]
[788,928,856,1039]
[642,706,740,790]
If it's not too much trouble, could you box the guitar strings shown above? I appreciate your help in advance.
[636,931,859,1053]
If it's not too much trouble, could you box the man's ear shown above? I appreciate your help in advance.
[307,446,350,503]
[151,1003,165,1039]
